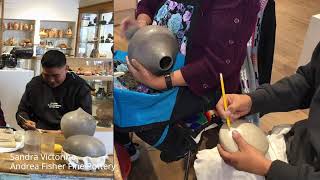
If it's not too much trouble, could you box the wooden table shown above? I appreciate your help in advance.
[0,133,114,179]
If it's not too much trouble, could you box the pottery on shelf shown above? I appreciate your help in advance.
[7,22,12,30]
[100,16,106,25]
[65,27,73,38]
[39,28,48,38]
[90,46,100,58]
[13,22,19,30]
[19,22,23,31]
[62,135,106,157]
[126,25,179,75]
[60,108,96,138]
[48,29,56,38]
[23,24,29,31]
[219,120,269,154]
[96,87,107,99]
[58,30,63,38]
[29,24,33,31]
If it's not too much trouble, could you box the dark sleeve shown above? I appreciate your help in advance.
[77,83,92,115]
[136,0,162,19]
[266,160,320,180]
[248,42,320,114]
[258,0,276,84]
[180,1,260,96]
[0,101,6,126]
[16,83,34,126]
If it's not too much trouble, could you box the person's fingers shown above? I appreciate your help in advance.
[120,17,133,37]
[230,113,241,120]
[212,109,219,117]
[26,121,35,126]
[25,121,36,130]
[126,57,135,73]
[227,103,239,114]
[22,124,28,130]
[27,124,36,130]
[130,59,144,71]
[216,98,228,118]
[24,125,33,130]
[217,144,233,161]
[232,130,249,151]
[137,20,147,27]
[226,94,234,105]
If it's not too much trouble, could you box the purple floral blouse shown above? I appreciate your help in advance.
[137,0,260,96]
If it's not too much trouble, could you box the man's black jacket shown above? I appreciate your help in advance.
[249,42,320,179]
[16,72,92,130]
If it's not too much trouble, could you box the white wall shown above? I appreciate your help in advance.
[298,14,320,67]
[4,0,79,21]
[79,0,111,8]
[0,69,34,130]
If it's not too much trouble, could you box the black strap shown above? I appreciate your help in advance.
[165,74,173,89]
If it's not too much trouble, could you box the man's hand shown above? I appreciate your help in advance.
[126,57,166,90]
[217,130,272,176]
[216,94,252,121]
[21,120,36,130]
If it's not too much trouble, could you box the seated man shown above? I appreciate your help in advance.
[0,101,6,126]
[215,41,320,179]
[16,50,92,130]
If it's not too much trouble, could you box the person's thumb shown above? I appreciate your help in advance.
[120,17,134,37]
[232,130,248,151]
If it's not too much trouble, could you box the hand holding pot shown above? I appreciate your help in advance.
[126,57,166,90]
[218,131,272,176]
[120,16,149,38]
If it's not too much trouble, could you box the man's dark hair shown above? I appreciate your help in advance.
[41,50,66,68]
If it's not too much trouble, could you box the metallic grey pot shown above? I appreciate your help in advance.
[127,25,179,75]
[60,108,96,138]
[63,135,106,157]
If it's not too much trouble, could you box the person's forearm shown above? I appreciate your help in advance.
[171,70,187,87]
[136,13,152,26]
[249,72,313,114]
[154,70,187,90]
[261,159,272,176]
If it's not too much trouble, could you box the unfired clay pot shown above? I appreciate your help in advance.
[60,108,96,138]
[219,120,269,154]
[127,25,179,75]
[63,135,106,157]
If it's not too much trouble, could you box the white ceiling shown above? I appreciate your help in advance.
[79,0,112,7]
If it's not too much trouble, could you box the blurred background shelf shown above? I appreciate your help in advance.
[75,3,113,58]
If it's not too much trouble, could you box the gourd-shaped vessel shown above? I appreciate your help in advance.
[127,25,179,75]
[219,120,269,154]
[13,22,19,30]
[60,108,96,138]
[65,27,73,38]
[63,135,106,157]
